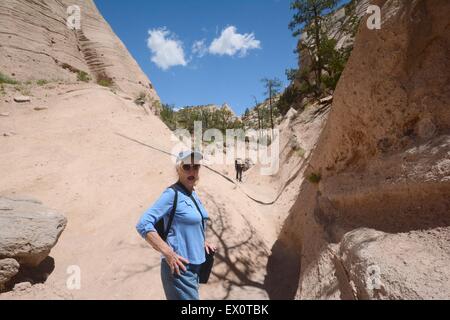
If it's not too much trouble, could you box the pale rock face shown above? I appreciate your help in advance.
[221,103,236,116]
[325,0,370,50]
[298,0,371,78]
[0,0,159,101]
[339,228,450,300]
[0,197,67,267]
[0,258,20,290]
[313,0,450,174]
[13,282,32,292]
[13,96,31,103]
[277,0,450,299]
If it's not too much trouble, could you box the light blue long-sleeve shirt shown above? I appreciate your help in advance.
[136,183,209,265]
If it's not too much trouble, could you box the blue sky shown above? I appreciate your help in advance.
[94,0,300,116]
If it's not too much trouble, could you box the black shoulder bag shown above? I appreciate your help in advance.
[154,185,178,241]
[189,194,215,284]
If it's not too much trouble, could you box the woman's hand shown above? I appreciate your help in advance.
[163,248,189,276]
[205,242,216,255]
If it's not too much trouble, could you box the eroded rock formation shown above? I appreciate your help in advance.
[0,196,66,291]
[277,0,450,299]
[0,0,159,100]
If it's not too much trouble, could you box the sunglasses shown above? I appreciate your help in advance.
[182,164,201,172]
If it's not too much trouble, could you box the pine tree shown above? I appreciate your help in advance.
[261,78,283,130]
[289,0,337,95]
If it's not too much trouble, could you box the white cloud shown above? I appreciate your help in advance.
[192,40,208,58]
[209,26,261,57]
[147,28,187,70]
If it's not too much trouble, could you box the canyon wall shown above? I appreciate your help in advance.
[0,0,158,100]
[278,0,450,299]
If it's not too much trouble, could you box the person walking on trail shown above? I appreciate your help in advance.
[235,158,244,182]
[136,150,216,300]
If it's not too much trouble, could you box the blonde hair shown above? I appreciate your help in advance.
[175,161,200,186]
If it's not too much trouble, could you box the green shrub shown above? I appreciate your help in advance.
[160,103,177,130]
[296,147,306,158]
[307,172,321,184]
[14,84,31,96]
[97,78,113,87]
[277,85,303,115]
[36,79,48,86]
[77,71,90,82]
[150,99,161,112]
[0,72,18,85]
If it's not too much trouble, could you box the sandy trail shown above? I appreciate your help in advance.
[0,83,300,299]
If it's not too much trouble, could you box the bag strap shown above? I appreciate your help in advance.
[162,185,178,241]
[189,194,206,235]
[172,181,206,237]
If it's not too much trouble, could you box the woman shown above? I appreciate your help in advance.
[136,150,216,300]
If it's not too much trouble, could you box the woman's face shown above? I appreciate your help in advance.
[177,161,200,189]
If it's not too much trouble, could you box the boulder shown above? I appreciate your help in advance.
[0,196,67,267]
[0,258,20,290]
[339,228,450,300]
[286,107,298,120]
[33,106,48,111]
[319,95,333,105]
[13,281,32,292]
[13,96,31,103]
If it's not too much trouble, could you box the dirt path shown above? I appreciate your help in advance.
[0,83,295,299]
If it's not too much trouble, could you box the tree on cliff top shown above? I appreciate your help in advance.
[261,77,283,131]
[289,0,338,95]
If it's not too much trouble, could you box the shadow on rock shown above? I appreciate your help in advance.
[6,256,55,290]
[264,240,301,300]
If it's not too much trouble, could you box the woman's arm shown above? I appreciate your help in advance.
[136,188,174,238]
[136,188,189,275]
[204,241,216,255]
[145,231,189,275]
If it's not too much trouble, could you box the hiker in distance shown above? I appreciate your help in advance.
[235,158,244,182]
[136,150,216,300]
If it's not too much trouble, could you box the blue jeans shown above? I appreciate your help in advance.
[161,259,201,300]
